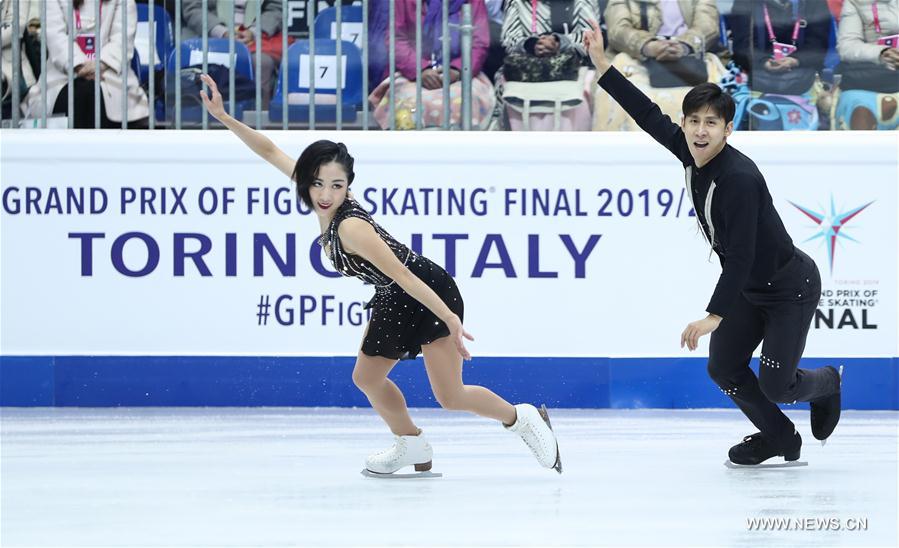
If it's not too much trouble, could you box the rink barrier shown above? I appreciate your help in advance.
[1,356,896,409]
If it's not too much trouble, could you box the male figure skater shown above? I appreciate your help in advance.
[583,22,842,466]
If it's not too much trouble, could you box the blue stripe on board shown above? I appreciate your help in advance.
[0,356,896,409]
[0,356,55,406]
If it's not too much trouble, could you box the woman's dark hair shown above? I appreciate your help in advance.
[292,140,355,207]
[682,83,735,124]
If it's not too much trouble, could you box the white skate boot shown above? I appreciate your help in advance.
[361,430,441,479]
[505,404,562,473]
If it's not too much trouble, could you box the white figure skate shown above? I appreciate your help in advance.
[361,430,442,479]
[506,404,562,473]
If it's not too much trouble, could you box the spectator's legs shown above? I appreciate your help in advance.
[835,90,899,130]
[54,78,147,129]
[53,78,106,128]
[882,96,897,121]
[849,106,877,130]
[260,53,276,109]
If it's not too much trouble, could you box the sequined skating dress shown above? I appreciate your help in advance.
[320,199,464,360]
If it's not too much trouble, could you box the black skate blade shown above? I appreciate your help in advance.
[724,460,808,469]
[552,450,563,475]
[824,365,844,446]
[538,405,563,474]
[818,365,845,447]
[360,469,443,479]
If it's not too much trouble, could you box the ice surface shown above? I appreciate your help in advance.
[2,408,896,547]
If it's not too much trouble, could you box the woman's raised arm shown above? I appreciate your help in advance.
[198,73,295,179]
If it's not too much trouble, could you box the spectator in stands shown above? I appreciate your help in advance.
[490,0,599,131]
[1,0,39,119]
[593,0,726,131]
[729,0,832,130]
[23,0,149,128]
[367,0,389,92]
[482,0,505,82]
[182,0,284,108]
[833,0,899,130]
[827,0,845,21]
[368,0,494,129]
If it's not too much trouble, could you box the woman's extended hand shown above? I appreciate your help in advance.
[198,73,228,120]
[445,314,474,361]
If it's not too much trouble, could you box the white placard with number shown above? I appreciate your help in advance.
[135,22,162,65]
[298,55,348,89]
[189,51,232,68]
[329,22,363,45]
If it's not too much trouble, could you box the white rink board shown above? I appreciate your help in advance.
[1,131,896,357]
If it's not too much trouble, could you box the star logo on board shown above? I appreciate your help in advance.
[788,196,874,275]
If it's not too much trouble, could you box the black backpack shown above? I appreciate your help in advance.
[167,63,256,112]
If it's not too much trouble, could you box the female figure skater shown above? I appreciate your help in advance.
[198,74,561,476]
[583,22,842,467]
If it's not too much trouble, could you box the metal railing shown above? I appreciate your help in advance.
[1,0,477,130]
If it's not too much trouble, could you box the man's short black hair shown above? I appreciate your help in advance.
[682,83,735,124]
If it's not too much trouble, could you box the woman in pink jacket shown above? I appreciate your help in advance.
[368,0,495,129]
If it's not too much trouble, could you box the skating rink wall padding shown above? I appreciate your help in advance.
[1,356,896,409]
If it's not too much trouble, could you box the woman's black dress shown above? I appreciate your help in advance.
[320,198,464,360]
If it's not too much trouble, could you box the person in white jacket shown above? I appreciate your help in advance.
[1,0,39,117]
[833,0,899,130]
[23,0,148,127]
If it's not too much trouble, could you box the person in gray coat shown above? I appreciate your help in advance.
[182,0,283,108]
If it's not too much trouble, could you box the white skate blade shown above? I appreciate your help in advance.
[724,460,808,469]
[360,469,443,479]
[538,404,563,474]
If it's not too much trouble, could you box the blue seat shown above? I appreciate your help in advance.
[313,6,364,48]
[270,39,363,123]
[135,3,173,84]
[130,48,141,78]
[168,38,255,81]
[719,14,730,51]
[166,38,256,123]
[822,16,840,83]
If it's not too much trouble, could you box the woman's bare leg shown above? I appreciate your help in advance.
[352,348,418,436]
[420,335,516,425]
